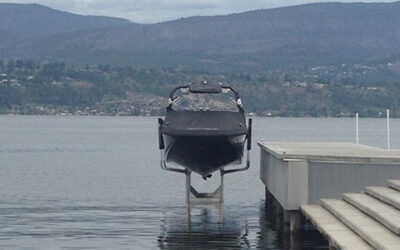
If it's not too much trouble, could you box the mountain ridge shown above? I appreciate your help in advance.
[0,3,132,46]
[1,2,400,72]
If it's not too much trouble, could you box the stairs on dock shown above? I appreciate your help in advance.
[301,179,400,250]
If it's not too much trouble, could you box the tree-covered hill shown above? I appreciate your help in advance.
[2,2,400,116]
[1,59,400,117]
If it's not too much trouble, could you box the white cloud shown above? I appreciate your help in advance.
[0,0,397,23]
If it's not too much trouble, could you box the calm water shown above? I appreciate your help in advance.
[0,116,399,249]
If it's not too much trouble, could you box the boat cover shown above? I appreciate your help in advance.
[162,110,247,136]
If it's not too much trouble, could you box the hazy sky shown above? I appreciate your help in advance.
[0,0,397,23]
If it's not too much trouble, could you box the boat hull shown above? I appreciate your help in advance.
[159,109,249,177]
[164,134,245,177]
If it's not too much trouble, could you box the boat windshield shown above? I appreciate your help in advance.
[171,89,240,112]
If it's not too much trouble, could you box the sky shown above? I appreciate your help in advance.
[0,0,397,23]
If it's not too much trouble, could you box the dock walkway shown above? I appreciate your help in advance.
[301,179,400,250]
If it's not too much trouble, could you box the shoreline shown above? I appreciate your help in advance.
[1,113,398,119]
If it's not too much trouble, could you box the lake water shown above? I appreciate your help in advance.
[0,116,399,249]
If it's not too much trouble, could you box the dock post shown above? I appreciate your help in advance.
[289,211,302,233]
[266,187,302,234]
[283,211,302,234]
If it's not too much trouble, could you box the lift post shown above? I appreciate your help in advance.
[185,170,224,223]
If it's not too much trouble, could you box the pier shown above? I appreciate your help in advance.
[258,141,400,249]
[301,179,400,249]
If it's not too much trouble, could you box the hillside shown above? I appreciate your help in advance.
[0,3,131,47]
[1,2,400,72]
[1,2,400,117]
[1,60,400,117]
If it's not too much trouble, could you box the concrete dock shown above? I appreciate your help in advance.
[301,179,400,250]
[258,141,400,249]
[258,142,400,209]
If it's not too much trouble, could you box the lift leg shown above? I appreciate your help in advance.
[185,171,224,222]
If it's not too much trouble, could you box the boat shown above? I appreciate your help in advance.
[158,82,252,178]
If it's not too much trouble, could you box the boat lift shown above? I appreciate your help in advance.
[158,118,252,214]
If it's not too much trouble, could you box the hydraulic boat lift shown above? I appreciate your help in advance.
[158,82,252,215]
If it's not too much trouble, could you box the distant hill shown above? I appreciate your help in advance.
[2,2,400,72]
[0,3,131,46]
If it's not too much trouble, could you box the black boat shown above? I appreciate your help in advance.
[158,82,252,178]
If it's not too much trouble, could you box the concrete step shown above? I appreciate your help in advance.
[301,205,373,250]
[388,179,400,191]
[321,199,400,250]
[365,186,400,210]
[343,193,400,235]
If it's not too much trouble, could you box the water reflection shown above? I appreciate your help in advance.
[158,201,329,250]
[258,200,329,249]
[158,206,250,249]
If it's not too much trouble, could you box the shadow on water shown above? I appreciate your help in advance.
[259,199,329,250]
[157,201,328,250]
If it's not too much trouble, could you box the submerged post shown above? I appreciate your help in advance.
[387,109,390,149]
[356,113,359,144]
[186,171,191,214]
